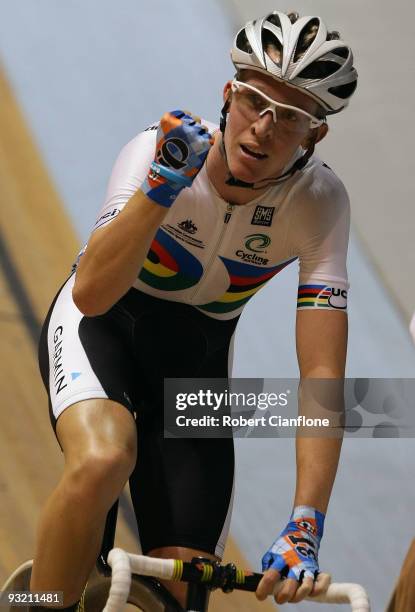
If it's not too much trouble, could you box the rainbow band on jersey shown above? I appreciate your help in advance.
[297,284,348,310]
[297,284,332,308]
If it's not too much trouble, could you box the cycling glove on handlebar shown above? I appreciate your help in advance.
[262,505,325,582]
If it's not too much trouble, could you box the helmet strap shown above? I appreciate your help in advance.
[219,99,230,134]
[220,99,259,188]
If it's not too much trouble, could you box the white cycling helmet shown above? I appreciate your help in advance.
[231,11,358,115]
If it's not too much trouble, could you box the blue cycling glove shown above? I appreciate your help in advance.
[141,110,213,208]
[262,506,325,582]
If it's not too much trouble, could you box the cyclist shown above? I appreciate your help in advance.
[30,10,357,610]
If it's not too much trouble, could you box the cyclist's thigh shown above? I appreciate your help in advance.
[38,273,139,448]
[91,290,238,560]
[131,424,234,559]
[128,306,236,561]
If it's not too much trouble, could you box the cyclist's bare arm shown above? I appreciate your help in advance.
[72,190,167,316]
[294,309,348,513]
[296,309,347,379]
[257,310,348,604]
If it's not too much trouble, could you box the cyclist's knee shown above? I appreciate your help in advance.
[62,446,136,504]
[57,399,137,457]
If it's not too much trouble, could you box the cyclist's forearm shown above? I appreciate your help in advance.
[293,373,345,514]
[293,435,343,514]
[73,189,167,316]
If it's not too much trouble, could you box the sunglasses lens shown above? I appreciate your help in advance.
[234,83,313,134]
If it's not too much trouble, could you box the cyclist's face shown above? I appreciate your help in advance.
[223,71,326,184]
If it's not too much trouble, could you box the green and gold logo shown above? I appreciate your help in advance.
[244,234,271,253]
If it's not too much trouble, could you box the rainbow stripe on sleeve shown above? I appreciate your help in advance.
[297,284,334,309]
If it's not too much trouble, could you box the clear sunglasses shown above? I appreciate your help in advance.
[231,79,324,134]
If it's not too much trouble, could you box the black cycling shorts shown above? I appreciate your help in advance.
[38,274,238,557]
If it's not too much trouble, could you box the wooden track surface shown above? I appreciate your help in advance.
[0,64,275,611]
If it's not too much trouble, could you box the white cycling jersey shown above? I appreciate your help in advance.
[74,120,350,321]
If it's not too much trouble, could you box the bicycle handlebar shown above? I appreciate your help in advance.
[103,548,371,611]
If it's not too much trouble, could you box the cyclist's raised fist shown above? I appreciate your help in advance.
[141,110,213,208]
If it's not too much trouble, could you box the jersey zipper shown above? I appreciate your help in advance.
[189,202,234,303]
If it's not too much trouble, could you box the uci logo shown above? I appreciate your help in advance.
[157,137,189,170]
[328,287,348,310]
[244,233,271,253]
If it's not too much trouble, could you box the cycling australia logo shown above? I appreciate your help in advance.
[245,234,271,252]
[235,234,271,265]
[178,219,198,235]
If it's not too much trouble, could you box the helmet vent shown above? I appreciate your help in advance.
[331,46,349,59]
[262,29,283,66]
[236,29,253,54]
[329,81,357,99]
[293,18,320,62]
[298,60,339,79]
[267,13,283,29]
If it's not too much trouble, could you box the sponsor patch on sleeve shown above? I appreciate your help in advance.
[297,284,348,311]
[93,207,120,231]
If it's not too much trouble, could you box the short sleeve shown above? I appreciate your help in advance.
[293,163,351,311]
[71,125,157,271]
[91,126,157,232]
